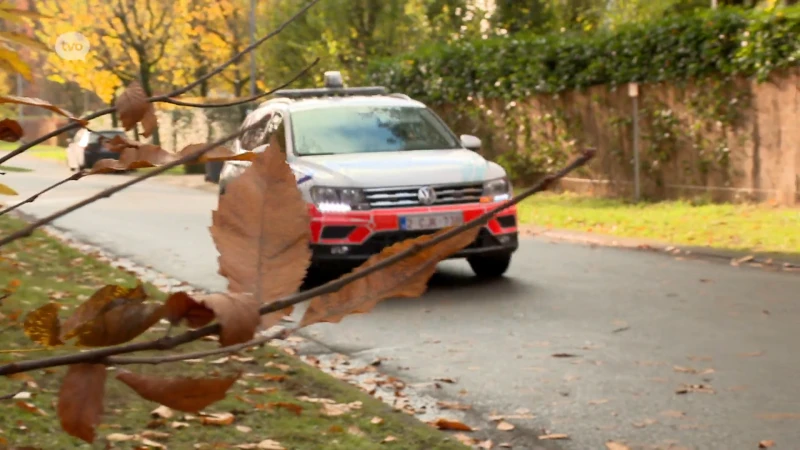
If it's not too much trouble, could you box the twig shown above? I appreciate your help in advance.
[0,149,595,376]
[163,58,320,108]
[0,383,26,401]
[0,0,322,166]
[107,327,292,366]
[0,114,274,248]
[0,172,84,217]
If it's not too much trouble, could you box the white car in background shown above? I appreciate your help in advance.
[219,71,519,278]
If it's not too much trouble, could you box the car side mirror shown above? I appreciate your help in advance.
[460,134,481,151]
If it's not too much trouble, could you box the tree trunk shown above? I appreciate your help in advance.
[139,63,161,146]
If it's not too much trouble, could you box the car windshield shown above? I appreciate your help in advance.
[290,105,461,156]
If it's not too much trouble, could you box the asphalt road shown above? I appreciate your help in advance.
[3,154,799,450]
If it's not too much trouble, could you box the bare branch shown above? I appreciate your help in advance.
[0,114,274,248]
[163,58,319,108]
[0,0,321,166]
[108,328,292,366]
[0,172,84,217]
[0,149,595,376]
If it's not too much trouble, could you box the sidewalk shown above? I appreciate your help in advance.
[521,225,800,271]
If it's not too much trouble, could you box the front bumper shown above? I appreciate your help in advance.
[309,202,519,262]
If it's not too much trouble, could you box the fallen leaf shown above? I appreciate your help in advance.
[370,416,383,425]
[382,435,397,443]
[0,118,23,142]
[539,434,570,440]
[107,433,137,442]
[60,283,164,347]
[165,292,260,346]
[236,425,252,433]
[268,402,303,416]
[170,421,190,429]
[0,95,85,123]
[759,440,776,448]
[552,353,579,358]
[200,412,235,426]
[676,384,715,394]
[300,225,480,327]
[660,410,686,418]
[57,364,106,443]
[606,442,631,450]
[115,81,157,137]
[478,440,494,449]
[632,418,657,428]
[151,406,173,419]
[496,421,515,431]
[436,400,471,410]
[430,418,473,431]
[673,366,697,374]
[347,425,366,437]
[140,437,166,448]
[454,433,477,445]
[22,302,63,346]
[211,142,308,328]
[321,401,361,416]
[15,401,47,416]
[115,370,239,412]
[434,377,456,383]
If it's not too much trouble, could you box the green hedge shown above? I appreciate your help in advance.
[367,6,800,104]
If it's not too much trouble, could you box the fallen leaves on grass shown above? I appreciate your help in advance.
[16,400,47,416]
[0,118,22,142]
[165,292,260,346]
[234,440,285,449]
[58,364,106,443]
[115,370,239,412]
[200,412,235,426]
[382,435,398,443]
[211,143,309,328]
[430,418,473,431]
[370,416,383,425]
[300,225,479,327]
[267,402,303,416]
[320,401,362,416]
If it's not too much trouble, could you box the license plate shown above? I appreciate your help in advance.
[399,212,463,231]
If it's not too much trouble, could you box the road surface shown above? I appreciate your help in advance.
[2,154,799,450]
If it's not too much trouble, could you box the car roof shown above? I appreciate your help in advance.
[285,95,425,112]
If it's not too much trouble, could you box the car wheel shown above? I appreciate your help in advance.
[467,252,512,279]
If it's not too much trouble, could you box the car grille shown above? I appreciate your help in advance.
[363,182,484,209]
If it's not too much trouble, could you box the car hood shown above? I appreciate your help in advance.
[291,149,503,187]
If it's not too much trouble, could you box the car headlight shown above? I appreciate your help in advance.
[310,186,367,212]
[481,178,512,202]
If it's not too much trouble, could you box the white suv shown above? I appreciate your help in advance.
[219,71,519,278]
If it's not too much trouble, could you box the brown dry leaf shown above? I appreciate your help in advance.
[255,440,286,450]
[60,283,152,342]
[539,434,570,440]
[321,401,361,416]
[268,402,303,416]
[675,384,715,394]
[236,425,252,433]
[115,370,239,412]
[179,144,257,163]
[430,418,473,431]
[22,302,63,346]
[151,405,173,419]
[759,440,776,448]
[496,421,515,431]
[62,287,165,347]
[0,118,23,142]
[15,401,47,416]
[370,416,384,425]
[210,142,309,327]
[382,435,398,443]
[115,81,157,137]
[107,433,137,442]
[57,364,106,443]
[477,440,494,449]
[454,433,477,446]
[347,425,366,437]
[436,400,471,410]
[0,95,85,123]
[606,442,631,450]
[164,292,260,346]
[200,412,235,426]
[300,225,480,327]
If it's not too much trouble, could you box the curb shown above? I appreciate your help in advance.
[521,225,800,272]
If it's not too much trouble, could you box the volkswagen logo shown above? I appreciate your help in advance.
[417,186,437,205]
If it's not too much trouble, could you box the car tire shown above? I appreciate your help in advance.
[467,252,512,279]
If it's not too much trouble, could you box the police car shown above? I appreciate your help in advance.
[218,71,519,278]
